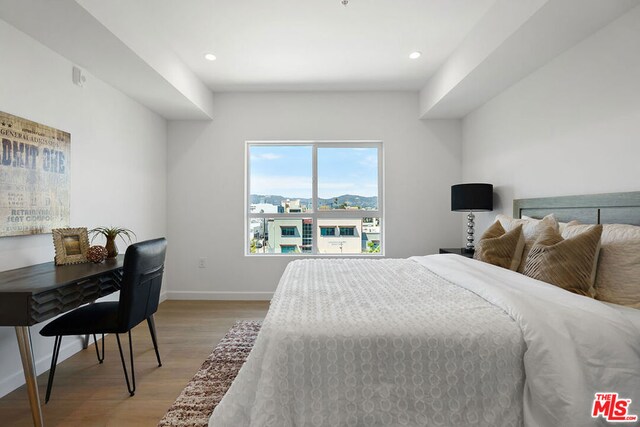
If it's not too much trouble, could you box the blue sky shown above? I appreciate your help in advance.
[250,145,378,199]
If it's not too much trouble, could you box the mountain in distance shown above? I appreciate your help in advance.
[250,194,378,209]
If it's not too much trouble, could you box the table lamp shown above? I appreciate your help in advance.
[451,183,493,251]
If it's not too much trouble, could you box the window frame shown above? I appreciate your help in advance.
[245,140,384,257]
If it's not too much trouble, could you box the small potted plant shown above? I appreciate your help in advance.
[89,227,136,259]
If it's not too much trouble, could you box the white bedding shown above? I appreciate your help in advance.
[414,255,640,427]
[210,255,640,427]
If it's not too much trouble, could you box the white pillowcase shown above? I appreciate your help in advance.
[521,215,579,234]
[563,223,640,308]
[501,213,558,235]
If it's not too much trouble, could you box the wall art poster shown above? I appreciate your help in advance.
[0,111,70,237]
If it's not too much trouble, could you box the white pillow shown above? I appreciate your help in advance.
[496,214,559,272]
[563,223,640,308]
[500,213,558,237]
[521,215,579,234]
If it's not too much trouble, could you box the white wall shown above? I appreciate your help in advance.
[167,92,462,300]
[0,19,167,397]
[462,5,640,236]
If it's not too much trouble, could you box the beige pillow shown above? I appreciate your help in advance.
[497,214,559,272]
[524,224,603,297]
[474,222,525,271]
[563,223,640,308]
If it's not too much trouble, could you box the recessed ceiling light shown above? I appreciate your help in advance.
[204,53,217,61]
[409,51,422,59]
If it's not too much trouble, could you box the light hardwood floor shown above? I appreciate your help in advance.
[0,300,270,427]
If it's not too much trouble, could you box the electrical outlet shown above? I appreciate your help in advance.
[198,257,206,268]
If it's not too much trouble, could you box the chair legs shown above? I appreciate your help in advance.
[147,316,162,367]
[93,334,105,363]
[47,325,159,401]
[115,331,136,396]
[45,336,63,404]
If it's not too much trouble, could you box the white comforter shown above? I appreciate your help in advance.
[210,255,640,427]
[415,255,640,427]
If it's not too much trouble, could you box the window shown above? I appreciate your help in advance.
[339,226,355,236]
[247,141,383,255]
[280,245,297,254]
[320,227,336,236]
[281,226,296,237]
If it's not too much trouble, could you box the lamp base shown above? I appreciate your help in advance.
[466,211,475,250]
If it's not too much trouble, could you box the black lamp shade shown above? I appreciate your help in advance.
[451,183,493,212]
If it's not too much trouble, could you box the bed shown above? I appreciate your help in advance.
[210,192,640,427]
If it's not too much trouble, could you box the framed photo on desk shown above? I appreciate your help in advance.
[52,227,90,265]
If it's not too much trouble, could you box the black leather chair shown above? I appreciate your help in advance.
[40,238,167,402]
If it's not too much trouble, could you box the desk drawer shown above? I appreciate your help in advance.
[28,269,123,325]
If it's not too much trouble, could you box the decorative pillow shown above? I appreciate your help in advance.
[563,223,640,308]
[474,222,525,271]
[524,224,603,297]
[522,216,580,234]
[497,214,559,272]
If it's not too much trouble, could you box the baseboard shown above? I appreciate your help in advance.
[159,290,169,303]
[165,291,273,301]
[0,334,95,399]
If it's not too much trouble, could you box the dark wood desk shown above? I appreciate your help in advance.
[0,256,124,427]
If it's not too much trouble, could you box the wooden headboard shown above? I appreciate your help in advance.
[513,191,640,226]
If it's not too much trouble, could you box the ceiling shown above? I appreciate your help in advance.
[78,0,494,92]
[2,0,637,119]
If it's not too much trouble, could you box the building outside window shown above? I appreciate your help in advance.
[265,219,304,253]
[301,219,313,253]
[317,219,361,254]
[247,141,383,255]
[362,217,381,253]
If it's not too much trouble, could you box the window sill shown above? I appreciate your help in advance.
[245,253,385,258]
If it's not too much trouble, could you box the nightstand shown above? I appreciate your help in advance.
[439,248,475,258]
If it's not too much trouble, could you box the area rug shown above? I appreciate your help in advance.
[158,320,261,427]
